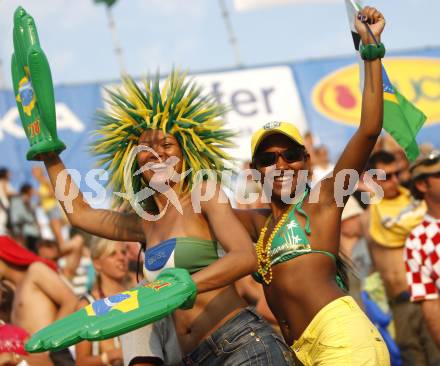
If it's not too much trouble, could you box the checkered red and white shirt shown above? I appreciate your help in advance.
[404,215,440,302]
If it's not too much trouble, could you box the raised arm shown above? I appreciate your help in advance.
[42,153,144,242]
[320,7,385,203]
[192,182,258,293]
[334,7,385,175]
[11,8,144,242]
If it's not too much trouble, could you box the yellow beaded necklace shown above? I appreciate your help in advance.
[255,205,295,285]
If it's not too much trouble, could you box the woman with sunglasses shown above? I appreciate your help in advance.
[234,6,390,366]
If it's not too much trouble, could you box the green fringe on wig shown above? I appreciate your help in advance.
[90,70,236,206]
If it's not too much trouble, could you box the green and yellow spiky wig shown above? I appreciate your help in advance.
[91,70,235,206]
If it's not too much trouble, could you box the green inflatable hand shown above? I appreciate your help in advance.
[11,7,65,161]
[25,268,197,353]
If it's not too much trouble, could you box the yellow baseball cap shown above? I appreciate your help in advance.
[251,121,304,158]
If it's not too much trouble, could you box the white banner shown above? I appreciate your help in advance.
[234,0,341,12]
[103,66,307,161]
[194,67,307,160]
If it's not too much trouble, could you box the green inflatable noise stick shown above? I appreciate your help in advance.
[25,268,197,352]
[11,6,66,160]
[12,8,199,353]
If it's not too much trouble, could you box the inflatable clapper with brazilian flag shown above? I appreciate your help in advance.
[11,7,65,160]
[26,268,197,352]
[12,7,198,353]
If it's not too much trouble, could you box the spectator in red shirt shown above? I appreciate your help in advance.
[404,150,440,348]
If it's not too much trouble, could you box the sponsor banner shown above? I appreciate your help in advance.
[293,48,440,160]
[1,48,439,192]
[103,66,307,161]
[195,66,307,160]
[2,66,305,190]
[313,58,440,126]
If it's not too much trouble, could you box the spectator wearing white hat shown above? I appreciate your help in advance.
[404,150,440,348]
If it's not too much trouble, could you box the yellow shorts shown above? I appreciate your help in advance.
[292,296,390,366]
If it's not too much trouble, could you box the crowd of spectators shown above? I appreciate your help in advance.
[0,167,141,366]
[0,132,439,366]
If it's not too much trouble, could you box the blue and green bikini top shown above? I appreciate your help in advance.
[254,188,347,291]
[143,237,225,282]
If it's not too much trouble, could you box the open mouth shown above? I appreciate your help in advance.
[274,175,293,183]
[273,171,295,184]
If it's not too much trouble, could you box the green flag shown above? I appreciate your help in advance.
[382,70,426,161]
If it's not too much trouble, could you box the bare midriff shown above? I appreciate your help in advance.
[370,241,408,298]
[264,253,346,345]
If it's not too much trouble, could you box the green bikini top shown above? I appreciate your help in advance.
[144,237,224,282]
[253,187,347,291]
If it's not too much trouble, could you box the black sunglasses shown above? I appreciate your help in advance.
[254,148,305,168]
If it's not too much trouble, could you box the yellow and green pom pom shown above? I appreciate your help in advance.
[90,69,236,206]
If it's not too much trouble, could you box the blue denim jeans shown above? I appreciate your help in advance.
[182,307,296,365]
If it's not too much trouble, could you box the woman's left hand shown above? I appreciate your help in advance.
[355,6,385,44]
